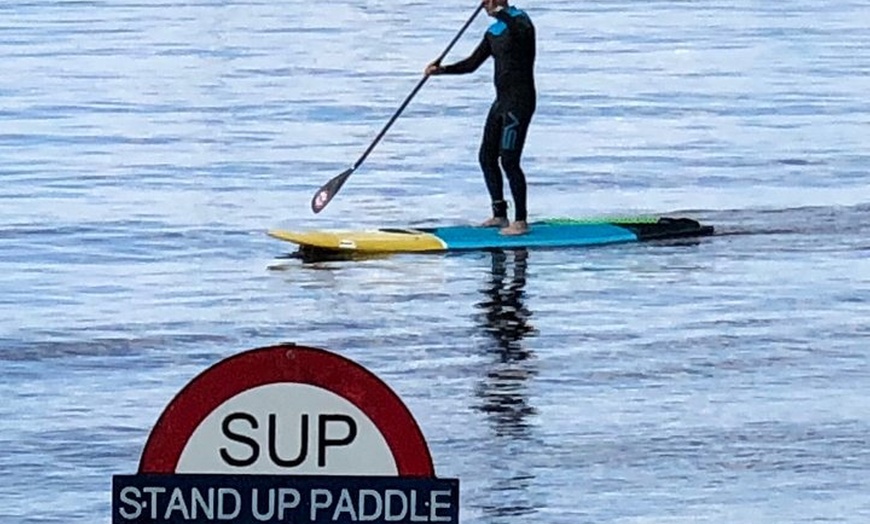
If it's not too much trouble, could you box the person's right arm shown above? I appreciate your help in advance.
[426,36,491,75]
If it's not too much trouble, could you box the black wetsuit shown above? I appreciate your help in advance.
[441,5,536,222]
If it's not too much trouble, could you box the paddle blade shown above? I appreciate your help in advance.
[311,167,354,214]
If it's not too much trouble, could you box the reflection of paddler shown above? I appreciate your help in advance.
[473,248,538,437]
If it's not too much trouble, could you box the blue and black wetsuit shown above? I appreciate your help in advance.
[440,5,536,222]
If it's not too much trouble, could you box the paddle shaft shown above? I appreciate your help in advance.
[351,3,484,170]
[310,4,485,214]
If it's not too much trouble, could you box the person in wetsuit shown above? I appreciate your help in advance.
[426,0,536,236]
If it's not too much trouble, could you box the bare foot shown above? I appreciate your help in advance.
[500,220,529,236]
[480,216,509,228]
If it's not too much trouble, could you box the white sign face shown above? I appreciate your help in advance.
[176,383,398,475]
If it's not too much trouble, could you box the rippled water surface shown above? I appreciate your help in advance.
[1,1,869,523]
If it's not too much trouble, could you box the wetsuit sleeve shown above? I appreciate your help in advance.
[440,37,491,74]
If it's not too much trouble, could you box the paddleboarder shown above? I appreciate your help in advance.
[426,0,536,236]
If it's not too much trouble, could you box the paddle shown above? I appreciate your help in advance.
[310,3,485,214]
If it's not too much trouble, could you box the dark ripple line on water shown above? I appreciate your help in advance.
[0,333,233,362]
[552,419,870,474]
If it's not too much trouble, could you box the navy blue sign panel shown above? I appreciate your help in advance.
[112,474,459,524]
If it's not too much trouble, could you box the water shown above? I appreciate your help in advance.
[1,1,869,522]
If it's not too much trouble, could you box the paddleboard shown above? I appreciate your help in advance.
[268,216,714,259]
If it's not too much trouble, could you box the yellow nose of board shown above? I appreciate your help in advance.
[267,229,448,253]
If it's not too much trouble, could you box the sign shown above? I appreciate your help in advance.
[112,344,458,523]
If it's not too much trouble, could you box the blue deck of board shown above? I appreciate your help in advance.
[430,223,639,250]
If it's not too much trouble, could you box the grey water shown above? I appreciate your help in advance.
[1,0,869,522]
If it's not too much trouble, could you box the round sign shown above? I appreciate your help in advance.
[138,344,434,477]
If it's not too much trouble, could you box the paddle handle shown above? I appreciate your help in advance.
[351,3,484,170]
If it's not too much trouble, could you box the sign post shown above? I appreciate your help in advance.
[112,344,458,523]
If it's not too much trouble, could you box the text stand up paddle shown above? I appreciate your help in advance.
[310,4,484,214]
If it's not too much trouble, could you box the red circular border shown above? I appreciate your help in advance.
[138,344,434,477]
